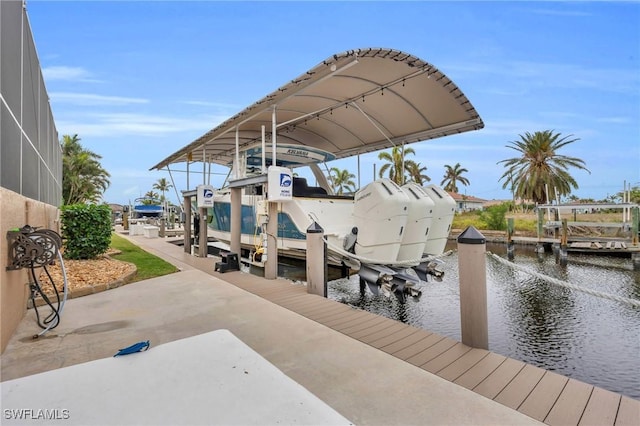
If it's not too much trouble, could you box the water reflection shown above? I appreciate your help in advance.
[327,242,640,399]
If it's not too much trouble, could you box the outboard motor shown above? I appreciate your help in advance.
[421,184,456,256]
[398,182,435,263]
[351,179,409,263]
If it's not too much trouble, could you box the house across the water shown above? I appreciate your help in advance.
[446,192,487,212]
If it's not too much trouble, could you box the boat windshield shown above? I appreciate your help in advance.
[239,143,336,176]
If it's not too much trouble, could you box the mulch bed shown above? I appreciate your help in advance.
[33,250,137,304]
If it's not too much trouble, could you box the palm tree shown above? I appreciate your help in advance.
[405,162,431,185]
[441,163,470,193]
[498,130,590,205]
[377,146,417,185]
[153,177,173,203]
[62,134,110,205]
[142,191,160,204]
[328,167,356,195]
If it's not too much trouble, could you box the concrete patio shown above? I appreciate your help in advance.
[1,234,542,425]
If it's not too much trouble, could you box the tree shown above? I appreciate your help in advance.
[615,186,640,204]
[153,177,173,202]
[498,130,590,205]
[143,191,160,203]
[378,146,418,185]
[328,167,356,195]
[405,162,431,185]
[62,134,111,205]
[441,163,470,193]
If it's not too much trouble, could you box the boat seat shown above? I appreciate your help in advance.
[293,177,327,197]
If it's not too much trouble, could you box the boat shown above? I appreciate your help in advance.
[150,48,483,300]
[131,197,163,221]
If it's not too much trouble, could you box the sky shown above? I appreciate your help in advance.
[26,0,640,206]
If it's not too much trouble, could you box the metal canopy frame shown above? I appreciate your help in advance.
[150,47,484,172]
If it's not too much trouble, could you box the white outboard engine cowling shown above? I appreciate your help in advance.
[398,182,435,263]
[421,184,456,256]
[352,179,409,263]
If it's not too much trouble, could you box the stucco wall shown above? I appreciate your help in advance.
[1,187,60,352]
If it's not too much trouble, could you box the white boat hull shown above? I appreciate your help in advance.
[207,178,454,268]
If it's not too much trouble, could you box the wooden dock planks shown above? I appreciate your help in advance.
[211,268,639,426]
[518,371,569,422]
[545,379,593,426]
[615,396,640,426]
[579,387,623,426]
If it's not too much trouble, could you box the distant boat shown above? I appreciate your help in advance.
[132,197,163,219]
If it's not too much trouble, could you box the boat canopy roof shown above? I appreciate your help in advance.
[133,204,163,212]
[150,47,484,171]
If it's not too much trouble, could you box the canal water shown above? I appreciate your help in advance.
[325,242,640,400]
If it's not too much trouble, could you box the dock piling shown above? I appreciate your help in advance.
[457,226,489,350]
[264,201,278,280]
[632,207,639,246]
[558,219,568,265]
[306,222,327,297]
[507,217,515,259]
[183,194,192,254]
[536,208,545,253]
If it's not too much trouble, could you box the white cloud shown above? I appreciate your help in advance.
[538,111,582,120]
[474,119,558,136]
[446,60,639,93]
[42,66,101,82]
[181,100,242,110]
[54,112,228,138]
[530,8,592,17]
[123,186,140,196]
[50,92,148,106]
[108,168,157,179]
[596,116,632,124]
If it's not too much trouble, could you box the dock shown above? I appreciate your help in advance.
[219,271,639,426]
[508,236,640,257]
[132,234,640,425]
[3,232,637,425]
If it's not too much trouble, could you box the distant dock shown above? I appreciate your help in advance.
[509,235,640,256]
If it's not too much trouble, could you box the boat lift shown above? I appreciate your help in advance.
[149,48,485,286]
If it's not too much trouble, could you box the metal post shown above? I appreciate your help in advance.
[183,194,192,254]
[264,201,278,279]
[202,147,206,186]
[235,126,240,179]
[230,187,241,256]
[306,222,327,297]
[261,125,266,173]
[457,226,488,350]
[272,106,277,166]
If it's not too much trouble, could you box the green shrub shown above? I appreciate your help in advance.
[479,203,509,231]
[61,204,112,259]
